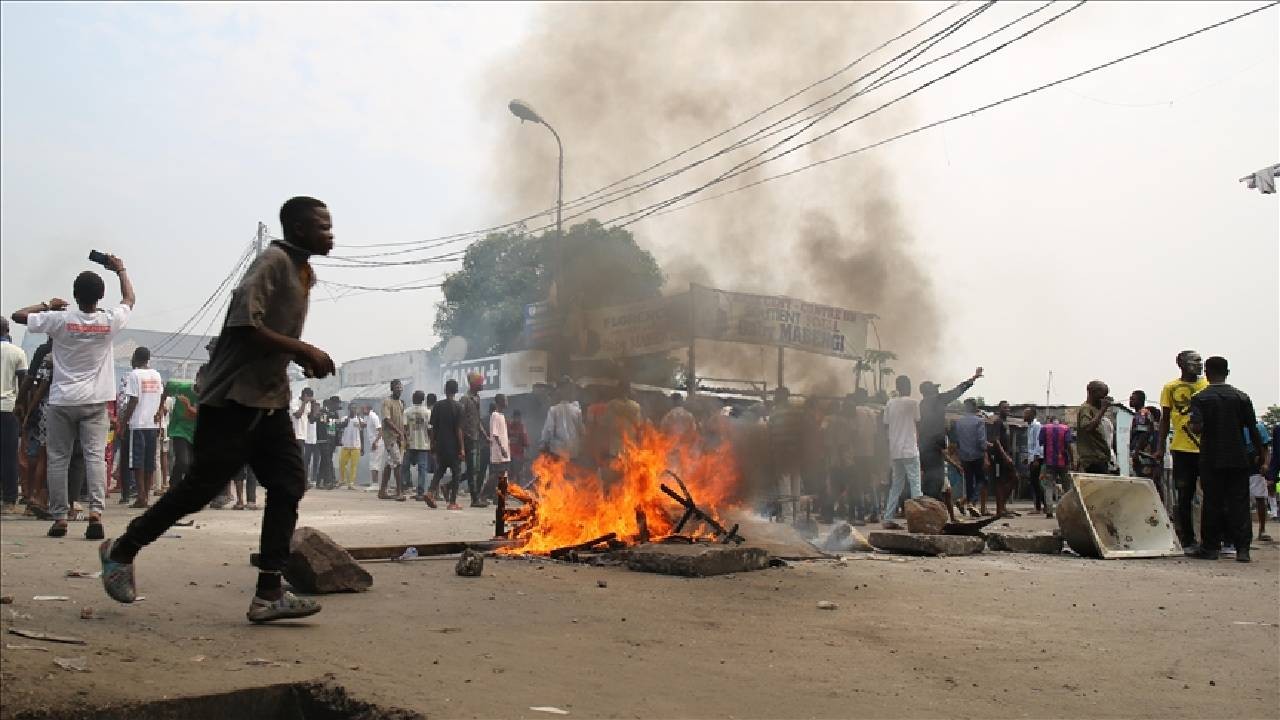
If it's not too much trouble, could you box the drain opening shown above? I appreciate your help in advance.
[13,681,423,720]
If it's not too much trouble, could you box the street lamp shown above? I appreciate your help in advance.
[509,98,567,373]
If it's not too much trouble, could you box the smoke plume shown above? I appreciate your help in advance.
[484,2,941,394]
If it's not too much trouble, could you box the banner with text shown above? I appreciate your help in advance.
[690,285,868,361]
[569,293,690,360]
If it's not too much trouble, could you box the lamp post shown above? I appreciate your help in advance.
[509,98,567,374]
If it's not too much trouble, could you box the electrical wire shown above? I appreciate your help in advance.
[609,0,1087,228]
[327,2,1000,264]
[325,1,972,255]
[636,0,1279,222]
[151,238,256,355]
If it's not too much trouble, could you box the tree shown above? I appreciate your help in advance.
[1262,404,1280,428]
[433,220,676,384]
[863,349,897,396]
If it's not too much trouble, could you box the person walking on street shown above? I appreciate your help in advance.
[379,380,408,501]
[1188,356,1266,563]
[1157,350,1209,552]
[1075,381,1113,474]
[97,195,336,622]
[881,375,922,528]
[11,254,134,538]
[429,379,466,510]
[0,318,29,514]
[119,347,163,508]
[312,397,339,490]
[363,404,382,491]
[460,373,489,507]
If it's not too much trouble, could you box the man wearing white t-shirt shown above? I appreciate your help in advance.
[882,374,923,527]
[119,347,163,508]
[1,318,29,514]
[11,256,134,539]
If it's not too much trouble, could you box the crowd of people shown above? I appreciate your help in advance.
[0,197,1275,627]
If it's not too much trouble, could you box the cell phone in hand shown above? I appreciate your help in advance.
[88,250,113,270]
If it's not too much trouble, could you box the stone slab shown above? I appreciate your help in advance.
[867,532,985,557]
[984,531,1064,554]
[284,527,373,594]
[621,543,771,577]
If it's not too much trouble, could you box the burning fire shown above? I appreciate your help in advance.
[498,423,741,555]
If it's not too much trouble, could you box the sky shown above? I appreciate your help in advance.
[2,1,1277,409]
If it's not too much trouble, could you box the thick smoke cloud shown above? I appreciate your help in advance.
[484,2,941,394]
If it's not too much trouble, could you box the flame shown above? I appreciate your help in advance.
[499,422,741,555]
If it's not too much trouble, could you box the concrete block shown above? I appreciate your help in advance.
[284,527,372,594]
[622,543,770,577]
[868,532,985,557]
[984,531,1064,554]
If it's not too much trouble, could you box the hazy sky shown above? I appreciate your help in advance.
[2,2,1276,408]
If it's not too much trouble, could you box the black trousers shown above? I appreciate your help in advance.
[1171,450,1200,546]
[120,404,305,574]
[1,412,18,504]
[1200,466,1251,552]
[432,450,463,504]
[170,437,194,492]
[312,441,335,488]
[1026,458,1044,508]
[463,437,482,499]
[920,448,946,501]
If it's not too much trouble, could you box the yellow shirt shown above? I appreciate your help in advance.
[1160,376,1209,453]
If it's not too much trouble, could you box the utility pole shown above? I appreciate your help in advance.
[776,346,785,392]
[255,221,267,256]
[1046,370,1053,408]
[685,283,697,396]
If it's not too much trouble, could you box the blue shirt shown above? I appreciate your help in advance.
[950,414,988,462]
[1243,421,1271,453]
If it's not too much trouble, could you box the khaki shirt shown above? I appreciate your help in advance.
[199,245,312,409]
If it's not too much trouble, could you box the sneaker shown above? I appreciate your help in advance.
[1193,548,1220,561]
[1236,549,1251,563]
[246,590,321,623]
[47,521,68,538]
[85,520,105,541]
[98,540,137,603]
[1182,544,1201,557]
[422,495,437,509]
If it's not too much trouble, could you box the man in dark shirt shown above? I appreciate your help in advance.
[917,367,983,503]
[429,379,467,511]
[313,397,340,490]
[767,387,805,523]
[1188,356,1265,563]
[99,196,336,622]
[460,373,489,508]
[987,401,1017,518]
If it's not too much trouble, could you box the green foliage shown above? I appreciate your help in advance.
[432,220,674,384]
[1261,404,1280,428]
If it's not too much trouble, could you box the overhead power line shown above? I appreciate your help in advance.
[634,0,1280,223]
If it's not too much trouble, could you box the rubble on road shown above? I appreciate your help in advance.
[985,530,1064,554]
[455,549,485,577]
[904,497,950,534]
[621,543,770,577]
[281,527,372,594]
[868,532,985,557]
